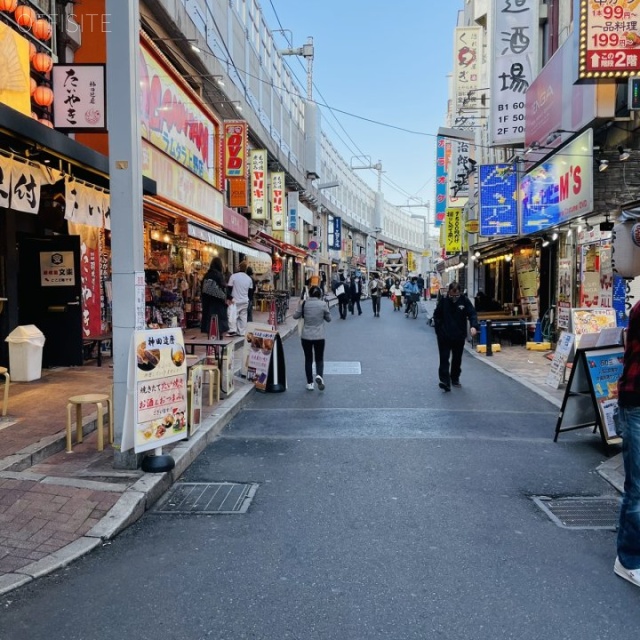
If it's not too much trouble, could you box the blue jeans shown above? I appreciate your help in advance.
[614,406,640,569]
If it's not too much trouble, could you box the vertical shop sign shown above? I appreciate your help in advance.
[435,136,447,227]
[52,64,107,131]
[448,140,471,202]
[131,329,188,453]
[287,191,299,232]
[478,163,518,236]
[250,149,267,220]
[445,208,462,253]
[224,121,247,178]
[557,258,573,329]
[331,216,342,250]
[453,26,482,131]
[578,0,640,80]
[490,0,539,146]
[271,171,285,231]
[228,177,248,207]
[9,160,42,214]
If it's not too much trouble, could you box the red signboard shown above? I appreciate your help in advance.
[224,121,247,179]
[578,0,640,79]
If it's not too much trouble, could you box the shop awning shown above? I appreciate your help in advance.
[187,222,269,259]
[255,231,308,258]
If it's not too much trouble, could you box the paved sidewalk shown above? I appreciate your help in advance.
[0,301,625,595]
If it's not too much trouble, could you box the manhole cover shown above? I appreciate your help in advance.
[532,496,619,530]
[154,482,258,515]
[317,361,361,375]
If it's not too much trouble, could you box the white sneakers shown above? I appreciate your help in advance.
[614,557,640,588]
[306,376,325,391]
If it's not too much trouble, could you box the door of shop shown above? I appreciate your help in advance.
[18,236,83,367]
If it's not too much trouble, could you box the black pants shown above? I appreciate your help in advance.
[350,295,362,314]
[301,338,325,383]
[371,295,381,315]
[338,295,349,318]
[437,335,465,385]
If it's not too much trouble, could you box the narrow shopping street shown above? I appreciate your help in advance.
[0,301,635,640]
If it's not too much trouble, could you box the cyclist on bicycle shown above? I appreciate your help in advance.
[403,277,420,317]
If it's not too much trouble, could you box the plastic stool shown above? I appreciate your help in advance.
[66,393,113,453]
[0,367,9,416]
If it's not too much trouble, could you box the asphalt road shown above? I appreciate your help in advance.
[1,300,637,640]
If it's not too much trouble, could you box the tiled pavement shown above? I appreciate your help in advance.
[0,300,625,594]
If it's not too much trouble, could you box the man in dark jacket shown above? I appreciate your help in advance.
[348,275,363,315]
[332,272,349,319]
[433,281,479,392]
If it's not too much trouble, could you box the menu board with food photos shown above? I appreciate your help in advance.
[132,328,188,453]
[570,308,617,349]
[245,327,277,391]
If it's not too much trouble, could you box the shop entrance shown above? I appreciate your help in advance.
[18,236,83,367]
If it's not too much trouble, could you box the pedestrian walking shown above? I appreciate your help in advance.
[292,285,331,391]
[200,256,229,337]
[226,261,253,337]
[613,300,640,588]
[432,281,479,392]
[332,271,349,319]
[348,275,363,315]
[369,272,384,317]
[246,266,256,323]
[390,280,403,311]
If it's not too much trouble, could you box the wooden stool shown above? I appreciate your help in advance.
[66,393,113,453]
[0,367,9,417]
[202,364,220,406]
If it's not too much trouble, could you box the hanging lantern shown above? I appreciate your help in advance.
[0,0,18,12]
[0,0,17,12]
[28,42,36,61]
[29,77,36,95]
[32,18,52,41]
[33,85,53,106]
[32,52,53,73]
[38,118,54,129]
[14,5,36,28]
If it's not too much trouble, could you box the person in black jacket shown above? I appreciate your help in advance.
[433,281,479,392]
[348,275,363,315]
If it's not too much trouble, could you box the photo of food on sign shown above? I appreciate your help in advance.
[137,341,161,371]
[139,409,187,442]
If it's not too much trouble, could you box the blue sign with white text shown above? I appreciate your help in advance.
[478,164,518,236]
[520,163,561,233]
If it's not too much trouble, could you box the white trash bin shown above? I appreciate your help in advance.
[5,325,46,382]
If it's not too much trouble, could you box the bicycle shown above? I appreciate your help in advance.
[406,294,419,319]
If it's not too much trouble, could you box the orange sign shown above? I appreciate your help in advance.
[228,177,248,207]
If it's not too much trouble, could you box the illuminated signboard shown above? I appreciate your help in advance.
[478,164,518,236]
[578,0,640,80]
[435,136,447,227]
[520,129,594,234]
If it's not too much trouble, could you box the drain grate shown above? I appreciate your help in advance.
[532,496,620,530]
[154,482,258,515]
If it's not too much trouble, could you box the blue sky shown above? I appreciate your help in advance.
[263,1,461,210]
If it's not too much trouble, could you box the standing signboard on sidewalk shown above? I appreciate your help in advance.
[188,364,203,436]
[554,345,623,445]
[546,331,574,389]
[122,328,188,453]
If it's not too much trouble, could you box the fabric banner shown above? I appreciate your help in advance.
[65,178,110,228]
[10,161,42,214]
[0,155,11,208]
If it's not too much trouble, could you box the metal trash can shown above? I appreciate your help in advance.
[5,325,46,381]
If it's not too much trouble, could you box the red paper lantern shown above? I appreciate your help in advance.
[32,18,52,41]
[14,5,36,28]
[28,42,36,61]
[0,0,18,12]
[33,85,53,107]
[32,52,53,73]
[38,118,54,129]
[29,77,36,95]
